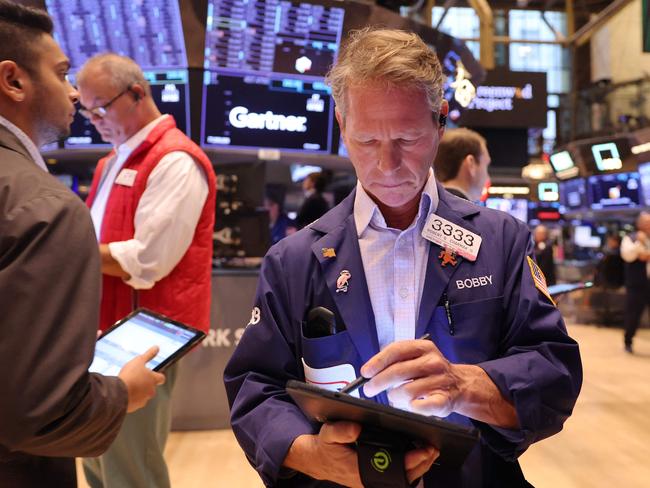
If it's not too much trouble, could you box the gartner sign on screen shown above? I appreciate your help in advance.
[460,70,547,128]
[202,74,331,152]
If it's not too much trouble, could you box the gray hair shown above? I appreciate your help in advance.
[325,27,444,118]
[76,53,150,95]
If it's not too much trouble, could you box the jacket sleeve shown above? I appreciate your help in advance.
[224,245,317,487]
[476,220,583,460]
[0,190,127,457]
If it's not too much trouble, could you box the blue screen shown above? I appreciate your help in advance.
[200,0,345,154]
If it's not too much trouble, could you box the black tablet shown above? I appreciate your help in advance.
[89,308,206,375]
[286,380,479,468]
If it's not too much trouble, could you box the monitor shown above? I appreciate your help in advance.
[587,172,642,210]
[537,182,559,202]
[200,0,346,154]
[559,178,587,211]
[578,137,632,173]
[573,225,602,248]
[638,161,650,206]
[485,198,528,223]
[528,202,561,222]
[549,150,580,180]
[64,70,191,148]
[45,0,188,71]
[290,164,323,183]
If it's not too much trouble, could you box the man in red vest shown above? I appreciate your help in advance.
[76,54,216,488]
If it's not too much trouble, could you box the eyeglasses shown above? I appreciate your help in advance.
[78,86,132,119]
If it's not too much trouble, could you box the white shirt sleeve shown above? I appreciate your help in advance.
[108,151,210,289]
[620,234,645,263]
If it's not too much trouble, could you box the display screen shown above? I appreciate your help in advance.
[459,70,548,128]
[560,178,588,211]
[90,310,202,375]
[45,1,191,147]
[45,0,188,70]
[65,70,191,148]
[485,198,528,223]
[587,172,642,210]
[578,137,632,173]
[528,202,561,222]
[549,150,580,179]
[638,161,650,206]
[574,225,602,248]
[537,182,559,202]
[200,0,345,153]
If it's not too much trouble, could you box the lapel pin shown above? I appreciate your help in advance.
[336,269,351,293]
[438,249,458,267]
[322,247,336,258]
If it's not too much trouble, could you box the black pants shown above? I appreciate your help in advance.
[624,284,650,346]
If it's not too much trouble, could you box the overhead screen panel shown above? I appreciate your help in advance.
[44,0,191,147]
[45,0,188,70]
[200,0,346,154]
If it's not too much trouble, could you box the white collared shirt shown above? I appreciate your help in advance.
[354,168,439,350]
[0,114,48,172]
[620,234,650,277]
[89,114,209,289]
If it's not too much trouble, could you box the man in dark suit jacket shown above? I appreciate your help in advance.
[533,224,557,286]
[295,171,330,229]
[620,212,650,353]
[0,2,163,486]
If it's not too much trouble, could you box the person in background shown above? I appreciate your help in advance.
[595,234,624,290]
[264,184,295,245]
[224,27,582,487]
[76,54,216,488]
[620,212,650,353]
[295,171,330,229]
[433,127,491,202]
[533,224,557,286]
[0,2,163,486]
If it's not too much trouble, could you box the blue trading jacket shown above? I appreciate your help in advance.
[224,182,582,487]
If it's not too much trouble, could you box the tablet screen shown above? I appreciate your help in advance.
[89,309,205,375]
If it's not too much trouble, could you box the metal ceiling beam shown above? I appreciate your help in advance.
[467,0,495,69]
[568,0,634,46]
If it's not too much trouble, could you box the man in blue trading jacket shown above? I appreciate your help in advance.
[224,27,582,487]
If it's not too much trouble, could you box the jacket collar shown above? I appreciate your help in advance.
[0,118,48,172]
[309,182,482,358]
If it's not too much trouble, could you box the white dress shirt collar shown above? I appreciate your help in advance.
[0,114,48,172]
[354,168,439,236]
[114,114,169,160]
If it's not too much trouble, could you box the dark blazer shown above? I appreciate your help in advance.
[534,242,556,286]
[0,125,127,486]
[295,192,330,229]
[225,184,582,487]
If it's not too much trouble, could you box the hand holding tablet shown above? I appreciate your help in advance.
[90,308,206,375]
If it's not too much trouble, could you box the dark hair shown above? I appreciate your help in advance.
[433,128,487,182]
[0,0,53,76]
[307,172,327,193]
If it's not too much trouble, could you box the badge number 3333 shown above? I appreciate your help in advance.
[422,214,482,261]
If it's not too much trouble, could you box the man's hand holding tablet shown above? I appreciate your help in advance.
[118,346,166,413]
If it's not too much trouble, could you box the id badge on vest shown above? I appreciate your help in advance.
[115,168,137,187]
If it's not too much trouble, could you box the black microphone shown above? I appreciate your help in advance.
[303,306,340,338]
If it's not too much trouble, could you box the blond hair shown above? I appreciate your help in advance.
[326,27,444,118]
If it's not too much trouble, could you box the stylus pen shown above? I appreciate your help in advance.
[339,333,432,395]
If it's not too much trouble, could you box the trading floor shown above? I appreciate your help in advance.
[76,323,650,488]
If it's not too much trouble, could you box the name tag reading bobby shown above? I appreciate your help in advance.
[422,213,482,261]
[115,168,137,187]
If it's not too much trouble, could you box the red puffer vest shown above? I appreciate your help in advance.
[86,116,216,332]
